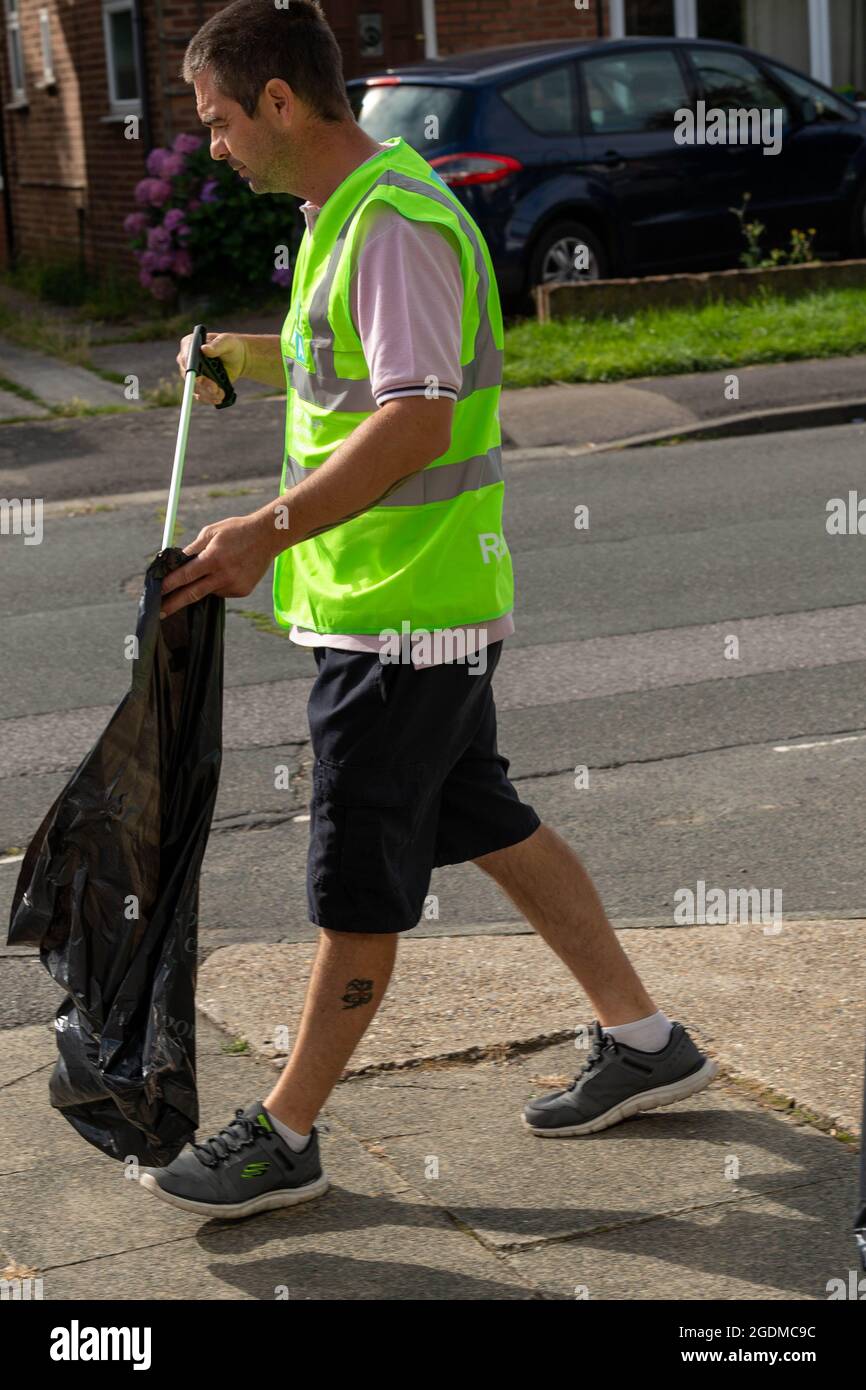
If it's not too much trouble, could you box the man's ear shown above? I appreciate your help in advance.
[262,77,295,126]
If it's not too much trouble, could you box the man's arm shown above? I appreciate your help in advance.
[175,332,286,403]
[234,334,286,389]
[159,394,454,617]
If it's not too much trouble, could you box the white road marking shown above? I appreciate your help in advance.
[773,735,866,752]
[0,853,25,866]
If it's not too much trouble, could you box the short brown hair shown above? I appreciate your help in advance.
[182,0,352,122]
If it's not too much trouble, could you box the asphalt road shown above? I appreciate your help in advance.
[2,417,866,1028]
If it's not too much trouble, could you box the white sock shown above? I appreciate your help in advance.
[264,1106,311,1152]
[602,1010,673,1053]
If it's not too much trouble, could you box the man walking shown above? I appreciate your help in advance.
[139,0,716,1221]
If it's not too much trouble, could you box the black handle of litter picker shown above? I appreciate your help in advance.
[186,323,237,409]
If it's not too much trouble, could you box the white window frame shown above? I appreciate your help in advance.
[102,0,141,113]
[4,0,27,105]
[611,0,834,86]
[38,7,56,87]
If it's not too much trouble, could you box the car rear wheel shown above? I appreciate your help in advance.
[527,219,609,290]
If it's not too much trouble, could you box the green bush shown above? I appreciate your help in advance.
[124,134,302,307]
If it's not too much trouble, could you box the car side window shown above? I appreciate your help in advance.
[689,48,792,122]
[580,50,689,134]
[763,61,858,124]
[500,62,577,135]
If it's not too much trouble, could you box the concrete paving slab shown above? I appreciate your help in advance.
[0,338,131,410]
[44,1188,535,1300]
[501,381,698,449]
[198,924,866,1131]
[0,1017,530,1301]
[0,1020,55,1086]
[504,1176,859,1300]
[498,355,866,451]
[0,957,63,1030]
[634,354,866,418]
[324,1042,855,1251]
[0,388,47,420]
[87,339,274,405]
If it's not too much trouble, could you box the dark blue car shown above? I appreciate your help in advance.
[348,37,866,307]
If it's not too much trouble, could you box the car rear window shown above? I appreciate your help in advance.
[350,82,471,149]
[500,62,578,134]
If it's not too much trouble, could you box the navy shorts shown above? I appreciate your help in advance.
[305,640,541,933]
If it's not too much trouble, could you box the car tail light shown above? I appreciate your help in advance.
[429,152,523,187]
[366,76,402,85]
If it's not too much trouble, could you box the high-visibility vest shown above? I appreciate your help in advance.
[272,136,513,635]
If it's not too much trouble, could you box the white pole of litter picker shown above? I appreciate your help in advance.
[162,323,206,552]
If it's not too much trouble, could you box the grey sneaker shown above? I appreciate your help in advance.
[523,1020,718,1137]
[137,1101,329,1219]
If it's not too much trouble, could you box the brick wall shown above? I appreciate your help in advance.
[0,0,88,267]
[0,0,424,276]
[436,0,605,54]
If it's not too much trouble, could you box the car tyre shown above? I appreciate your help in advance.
[527,219,610,291]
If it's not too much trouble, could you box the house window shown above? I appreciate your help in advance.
[624,0,675,34]
[4,0,26,103]
[38,7,55,86]
[103,0,141,110]
[696,0,745,44]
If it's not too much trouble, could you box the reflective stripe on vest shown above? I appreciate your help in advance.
[283,443,504,506]
[288,171,503,415]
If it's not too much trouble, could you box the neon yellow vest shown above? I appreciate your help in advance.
[272,136,512,635]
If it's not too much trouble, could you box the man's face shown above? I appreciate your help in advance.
[194,68,297,195]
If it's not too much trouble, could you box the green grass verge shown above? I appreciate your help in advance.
[502,286,866,388]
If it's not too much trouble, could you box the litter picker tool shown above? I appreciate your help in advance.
[162,323,236,550]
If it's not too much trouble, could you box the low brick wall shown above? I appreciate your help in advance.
[533,258,866,322]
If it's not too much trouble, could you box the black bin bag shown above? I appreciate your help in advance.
[7,548,225,1167]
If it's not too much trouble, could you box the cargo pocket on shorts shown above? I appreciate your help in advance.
[309,758,425,888]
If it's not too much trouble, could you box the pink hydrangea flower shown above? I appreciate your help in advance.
[271,266,292,288]
[123,211,148,237]
[173,133,203,155]
[160,152,187,178]
[146,224,172,252]
[145,147,170,177]
[200,179,219,203]
[162,208,186,232]
[173,250,193,278]
[135,177,172,207]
